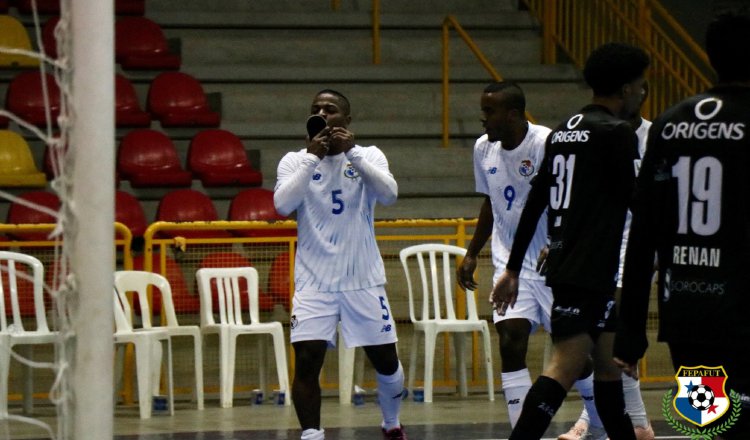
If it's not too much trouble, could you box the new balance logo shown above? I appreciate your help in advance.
[380,324,392,333]
[508,398,521,405]
[582,394,594,401]
[537,403,556,417]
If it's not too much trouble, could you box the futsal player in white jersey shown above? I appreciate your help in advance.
[274,90,407,440]
[456,82,595,430]
[559,84,655,440]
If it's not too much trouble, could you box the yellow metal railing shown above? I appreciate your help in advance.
[523,0,713,119]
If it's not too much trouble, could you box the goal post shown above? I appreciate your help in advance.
[70,0,115,438]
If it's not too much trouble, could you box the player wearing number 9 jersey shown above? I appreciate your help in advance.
[275,90,408,440]
[615,11,750,439]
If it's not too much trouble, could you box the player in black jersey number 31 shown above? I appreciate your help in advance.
[493,42,650,440]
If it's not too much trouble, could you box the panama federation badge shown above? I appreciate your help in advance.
[662,365,741,439]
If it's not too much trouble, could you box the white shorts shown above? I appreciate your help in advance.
[492,277,552,333]
[290,285,399,348]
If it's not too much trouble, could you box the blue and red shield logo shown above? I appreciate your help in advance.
[673,366,730,427]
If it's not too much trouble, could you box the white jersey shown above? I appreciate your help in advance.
[473,123,551,281]
[618,117,652,284]
[274,145,397,292]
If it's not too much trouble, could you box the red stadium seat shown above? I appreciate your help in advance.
[117,129,192,188]
[198,251,275,312]
[155,189,231,239]
[5,72,60,127]
[6,191,60,241]
[267,251,292,311]
[116,190,148,238]
[115,0,146,15]
[115,74,151,127]
[132,253,198,314]
[228,188,295,238]
[15,0,60,14]
[147,72,220,128]
[41,17,59,59]
[188,129,262,187]
[115,17,181,70]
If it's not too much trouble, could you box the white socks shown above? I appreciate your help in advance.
[622,373,648,427]
[301,428,325,440]
[501,368,532,427]
[376,362,404,431]
[573,373,603,428]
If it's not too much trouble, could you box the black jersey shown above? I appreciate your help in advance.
[507,105,638,294]
[615,86,750,363]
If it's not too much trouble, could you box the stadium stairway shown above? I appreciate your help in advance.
[0,0,590,221]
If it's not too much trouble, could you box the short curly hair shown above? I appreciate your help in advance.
[583,43,650,96]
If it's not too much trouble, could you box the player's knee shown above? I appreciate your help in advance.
[293,341,327,379]
[364,343,399,375]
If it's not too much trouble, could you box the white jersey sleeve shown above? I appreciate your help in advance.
[274,145,394,292]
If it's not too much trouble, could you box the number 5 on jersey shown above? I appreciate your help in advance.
[331,189,345,214]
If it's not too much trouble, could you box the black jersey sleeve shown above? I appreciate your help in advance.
[507,151,551,272]
[614,129,664,364]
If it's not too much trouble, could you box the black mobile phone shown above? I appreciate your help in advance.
[306,115,327,139]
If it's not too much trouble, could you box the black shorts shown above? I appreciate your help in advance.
[549,284,616,340]
[668,342,750,440]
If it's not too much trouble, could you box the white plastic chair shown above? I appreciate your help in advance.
[399,244,494,403]
[113,286,174,419]
[114,270,204,410]
[0,251,56,415]
[196,266,290,408]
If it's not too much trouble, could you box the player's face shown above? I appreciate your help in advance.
[621,76,647,119]
[310,93,351,128]
[480,92,513,143]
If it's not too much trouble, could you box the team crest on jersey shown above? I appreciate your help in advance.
[344,163,359,179]
[290,315,298,329]
[519,160,535,176]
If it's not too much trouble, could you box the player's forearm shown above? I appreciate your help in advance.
[346,147,398,205]
[506,183,546,272]
[273,154,320,216]
[466,197,493,258]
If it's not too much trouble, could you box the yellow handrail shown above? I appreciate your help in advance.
[523,0,713,119]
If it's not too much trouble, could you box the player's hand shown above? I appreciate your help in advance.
[490,269,519,316]
[536,246,549,275]
[306,127,331,159]
[614,357,639,380]
[457,254,478,291]
[329,127,355,154]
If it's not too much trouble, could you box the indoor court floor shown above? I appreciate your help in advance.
[3,388,691,439]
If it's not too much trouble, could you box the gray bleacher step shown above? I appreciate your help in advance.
[149,11,536,30]
[146,0,517,14]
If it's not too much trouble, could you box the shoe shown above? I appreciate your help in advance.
[634,422,655,440]
[586,425,607,440]
[382,425,408,439]
[558,420,589,440]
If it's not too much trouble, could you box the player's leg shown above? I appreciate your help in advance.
[622,373,654,439]
[292,340,328,438]
[494,278,549,427]
[509,332,593,440]
[290,290,341,440]
[340,286,406,438]
[558,358,607,440]
[592,332,635,440]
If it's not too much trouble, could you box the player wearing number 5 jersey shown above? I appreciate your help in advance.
[615,11,750,439]
[457,82,557,430]
[493,43,649,440]
[275,90,407,440]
